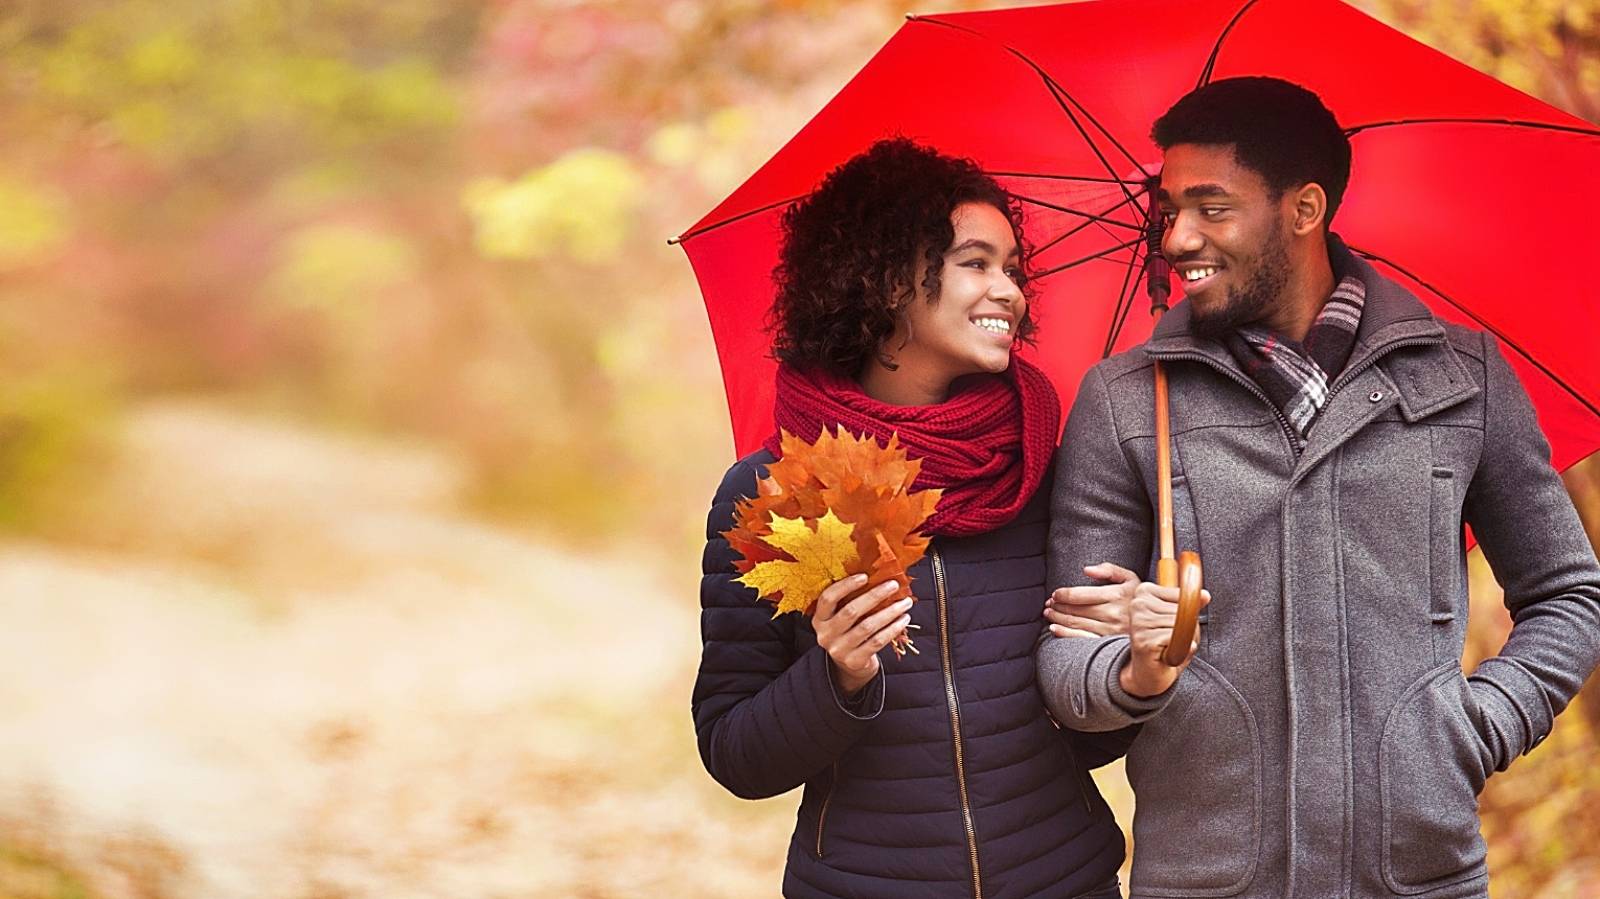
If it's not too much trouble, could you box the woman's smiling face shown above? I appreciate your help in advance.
[881,201,1026,393]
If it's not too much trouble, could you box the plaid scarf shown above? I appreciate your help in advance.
[1224,273,1366,450]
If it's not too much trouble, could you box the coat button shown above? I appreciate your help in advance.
[1369,390,1384,402]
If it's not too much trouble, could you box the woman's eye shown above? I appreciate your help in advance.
[962,259,986,269]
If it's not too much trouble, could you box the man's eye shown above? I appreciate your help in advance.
[1159,210,1176,225]
[1201,207,1226,218]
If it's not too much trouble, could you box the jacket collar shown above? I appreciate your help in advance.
[1143,233,1478,480]
[1145,233,1446,375]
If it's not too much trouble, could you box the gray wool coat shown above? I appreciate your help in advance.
[1036,243,1600,899]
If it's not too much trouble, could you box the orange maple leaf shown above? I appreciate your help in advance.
[722,425,940,649]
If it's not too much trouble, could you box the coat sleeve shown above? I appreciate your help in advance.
[1463,335,1600,771]
[690,457,885,800]
[1037,365,1176,733]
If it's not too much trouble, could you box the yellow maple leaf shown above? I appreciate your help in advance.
[736,510,859,618]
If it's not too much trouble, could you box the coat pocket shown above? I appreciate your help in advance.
[1125,658,1260,897]
[807,763,838,859]
[1380,663,1493,894]
[1427,466,1467,664]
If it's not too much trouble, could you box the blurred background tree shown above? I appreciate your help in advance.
[0,1,1596,896]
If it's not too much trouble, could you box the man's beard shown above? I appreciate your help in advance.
[1191,225,1290,342]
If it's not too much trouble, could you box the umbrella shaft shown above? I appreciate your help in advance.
[1154,360,1177,568]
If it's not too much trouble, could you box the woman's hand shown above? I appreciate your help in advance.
[814,574,914,696]
[1044,562,1138,638]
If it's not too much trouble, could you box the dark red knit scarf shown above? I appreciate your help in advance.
[763,357,1060,537]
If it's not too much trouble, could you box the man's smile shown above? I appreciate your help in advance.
[1175,261,1225,294]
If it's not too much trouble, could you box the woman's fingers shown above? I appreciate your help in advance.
[1050,584,1123,606]
[1047,600,1122,623]
[834,580,902,632]
[817,577,899,636]
[1048,623,1101,639]
[845,613,912,667]
[1044,606,1119,636]
[847,596,913,645]
[815,573,869,623]
[1083,562,1139,584]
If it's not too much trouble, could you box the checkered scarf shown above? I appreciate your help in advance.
[1224,273,1367,449]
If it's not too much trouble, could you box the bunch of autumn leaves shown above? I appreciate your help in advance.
[723,428,942,656]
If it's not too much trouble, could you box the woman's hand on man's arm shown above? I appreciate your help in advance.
[1044,562,1138,638]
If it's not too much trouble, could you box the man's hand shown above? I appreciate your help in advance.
[814,574,913,696]
[1119,581,1212,698]
[1044,562,1138,638]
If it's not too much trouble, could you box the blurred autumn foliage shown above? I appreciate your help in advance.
[0,0,1596,896]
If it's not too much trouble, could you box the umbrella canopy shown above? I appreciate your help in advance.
[677,0,1600,473]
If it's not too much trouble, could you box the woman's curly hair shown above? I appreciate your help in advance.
[769,137,1036,376]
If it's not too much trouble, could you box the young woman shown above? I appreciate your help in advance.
[692,138,1128,899]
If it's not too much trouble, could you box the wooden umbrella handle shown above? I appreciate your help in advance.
[1161,551,1204,667]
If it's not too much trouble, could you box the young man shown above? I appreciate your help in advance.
[1037,76,1600,899]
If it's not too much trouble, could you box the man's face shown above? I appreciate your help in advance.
[1157,144,1293,340]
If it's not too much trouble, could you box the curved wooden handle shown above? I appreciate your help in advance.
[1161,550,1204,667]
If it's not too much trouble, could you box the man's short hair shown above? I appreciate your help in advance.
[1151,76,1352,222]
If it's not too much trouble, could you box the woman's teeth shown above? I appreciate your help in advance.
[1183,266,1219,282]
[973,317,1011,335]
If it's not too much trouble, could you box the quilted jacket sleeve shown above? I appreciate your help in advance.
[1060,724,1139,770]
[691,456,885,800]
[1464,335,1600,770]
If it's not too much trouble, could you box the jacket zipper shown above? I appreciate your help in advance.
[932,549,983,899]
[1147,349,1300,452]
[815,762,836,857]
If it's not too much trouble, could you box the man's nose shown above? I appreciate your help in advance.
[1163,214,1203,258]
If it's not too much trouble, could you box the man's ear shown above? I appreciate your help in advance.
[1290,183,1328,236]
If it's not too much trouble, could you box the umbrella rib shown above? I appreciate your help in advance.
[1010,192,1145,234]
[1350,245,1600,421]
[672,195,804,244]
[909,15,1145,193]
[1034,75,1144,206]
[1031,187,1150,256]
[1033,235,1145,279]
[988,171,1144,186]
[1345,118,1600,139]
[1034,69,1147,179]
[1102,239,1147,358]
[1197,0,1264,87]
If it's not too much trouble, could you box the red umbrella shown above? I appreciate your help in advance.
[675,0,1600,478]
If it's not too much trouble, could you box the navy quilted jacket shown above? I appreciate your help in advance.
[693,449,1130,898]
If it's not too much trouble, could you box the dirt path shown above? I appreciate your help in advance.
[0,402,792,898]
